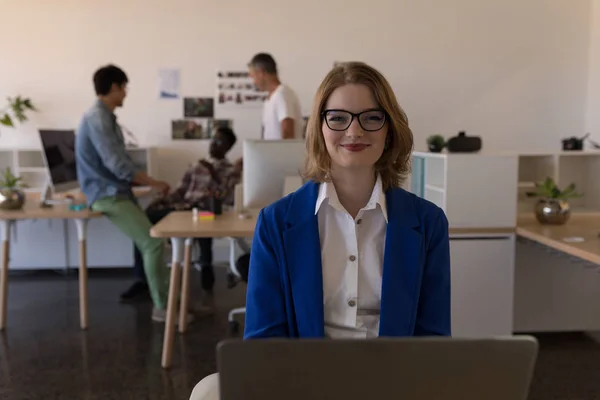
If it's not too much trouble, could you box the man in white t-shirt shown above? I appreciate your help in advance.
[248,53,303,140]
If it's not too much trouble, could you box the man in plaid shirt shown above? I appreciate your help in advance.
[121,126,242,311]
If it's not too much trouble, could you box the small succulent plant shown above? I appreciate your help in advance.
[526,177,582,200]
[0,168,26,191]
[427,134,446,152]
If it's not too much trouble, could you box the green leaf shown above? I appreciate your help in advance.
[0,168,24,189]
[529,177,584,200]
[22,98,36,111]
[0,114,13,127]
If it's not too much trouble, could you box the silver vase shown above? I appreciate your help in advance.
[534,198,571,225]
[0,189,25,210]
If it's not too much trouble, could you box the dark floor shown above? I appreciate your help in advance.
[0,269,599,400]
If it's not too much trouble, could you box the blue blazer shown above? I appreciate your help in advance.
[244,181,451,339]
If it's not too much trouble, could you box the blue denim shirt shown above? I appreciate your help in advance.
[75,100,137,206]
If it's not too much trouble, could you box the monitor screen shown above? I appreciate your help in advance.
[39,130,77,188]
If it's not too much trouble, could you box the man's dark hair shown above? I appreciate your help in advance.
[93,65,128,95]
[248,53,278,75]
[217,126,237,148]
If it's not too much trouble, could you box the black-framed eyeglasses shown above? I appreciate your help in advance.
[322,109,386,132]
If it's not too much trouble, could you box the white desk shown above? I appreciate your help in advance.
[0,187,153,330]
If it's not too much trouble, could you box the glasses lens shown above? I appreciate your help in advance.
[359,110,385,131]
[324,110,352,130]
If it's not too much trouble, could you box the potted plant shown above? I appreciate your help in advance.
[526,177,582,225]
[0,168,27,210]
[427,134,446,153]
[0,96,37,133]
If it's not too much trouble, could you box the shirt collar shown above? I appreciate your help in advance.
[95,99,117,121]
[315,175,388,222]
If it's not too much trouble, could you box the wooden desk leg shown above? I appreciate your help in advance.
[179,238,193,333]
[162,237,185,369]
[0,220,12,331]
[75,219,89,330]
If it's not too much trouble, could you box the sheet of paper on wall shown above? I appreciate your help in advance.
[216,69,267,108]
[158,68,181,99]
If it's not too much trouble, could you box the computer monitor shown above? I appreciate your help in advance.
[243,139,306,209]
[39,130,79,199]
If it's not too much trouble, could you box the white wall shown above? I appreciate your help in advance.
[587,0,600,142]
[0,0,591,185]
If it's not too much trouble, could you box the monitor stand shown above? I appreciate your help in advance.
[39,181,73,208]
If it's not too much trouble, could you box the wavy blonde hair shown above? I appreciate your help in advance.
[303,62,413,190]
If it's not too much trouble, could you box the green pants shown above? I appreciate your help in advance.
[92,197,169,310]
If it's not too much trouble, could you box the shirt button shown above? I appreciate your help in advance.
[356,219,362,225]
[348,300,357,307]
[349,255,356,262]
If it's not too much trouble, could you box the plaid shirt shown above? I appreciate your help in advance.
[152,158,240,210]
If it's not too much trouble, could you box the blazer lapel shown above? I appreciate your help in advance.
[379,189,423,337]
[282,182,325,337]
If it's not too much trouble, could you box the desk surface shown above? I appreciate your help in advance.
[150,210,257,238]
[516,214,600,265]
[0,187,154,220]
[150,209,516,239]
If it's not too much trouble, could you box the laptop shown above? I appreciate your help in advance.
[217,336,538,400]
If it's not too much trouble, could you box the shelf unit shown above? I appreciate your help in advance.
[516,152,600,215]
[411,152,518,336]
[411,152,519,228]
[0,147,158,193]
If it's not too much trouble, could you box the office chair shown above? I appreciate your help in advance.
[226,237,250,334]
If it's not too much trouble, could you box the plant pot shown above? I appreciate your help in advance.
[534,198,571,225]
[428,144,444,153]
[0,188,25,210]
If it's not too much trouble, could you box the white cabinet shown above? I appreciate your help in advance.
[9,220,68,269]
[411,152,519,228]
[65,217,134,268]
[514,239,600,332]
[450,235,515,337]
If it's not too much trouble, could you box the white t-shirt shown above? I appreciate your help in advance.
[262,84,303,140]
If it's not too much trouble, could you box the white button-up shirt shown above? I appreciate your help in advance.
[315,175,388,339]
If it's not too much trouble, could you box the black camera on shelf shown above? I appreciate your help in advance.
[561,133,600,151]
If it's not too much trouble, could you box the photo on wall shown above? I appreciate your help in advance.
[184,97,214,118]
[216,68,268,108]
[207,119,233,135]
[171,119,211,140]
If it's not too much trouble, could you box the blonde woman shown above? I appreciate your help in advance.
[190,62,450,400]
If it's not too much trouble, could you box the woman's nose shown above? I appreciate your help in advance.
[345,118,364,138]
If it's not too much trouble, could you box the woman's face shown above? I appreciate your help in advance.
[322,83,388,172]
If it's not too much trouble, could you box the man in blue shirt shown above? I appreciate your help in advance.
[75,65,177,323]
